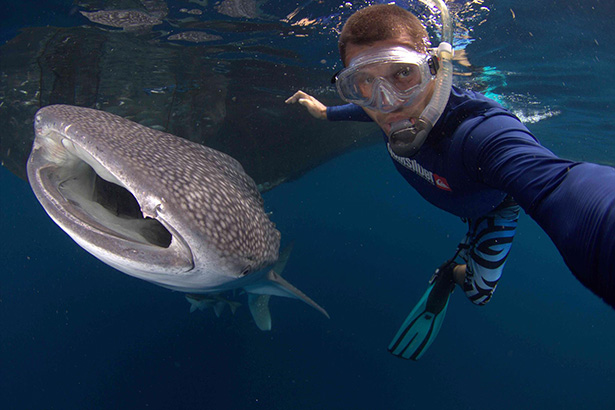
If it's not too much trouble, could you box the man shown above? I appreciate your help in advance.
[286,4,615,360]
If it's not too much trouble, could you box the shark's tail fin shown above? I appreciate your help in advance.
[246,243,329,331]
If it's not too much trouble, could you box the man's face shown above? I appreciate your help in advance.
[343,36,435,136]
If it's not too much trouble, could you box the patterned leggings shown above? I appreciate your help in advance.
[457,197,520,305]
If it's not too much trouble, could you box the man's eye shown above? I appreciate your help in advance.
[395,66,414,79]
[359,74,374,85]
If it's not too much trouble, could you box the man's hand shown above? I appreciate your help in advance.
[285,90,327,120]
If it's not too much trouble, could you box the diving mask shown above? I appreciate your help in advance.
[334,46,439,113]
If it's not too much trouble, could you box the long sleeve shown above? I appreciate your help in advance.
[464,113,615,307]
[326,104,373,122]
[531,163,615,307]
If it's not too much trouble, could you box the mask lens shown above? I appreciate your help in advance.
[351,64,421,98]
[354,71,376,98]
[335,47,435,112]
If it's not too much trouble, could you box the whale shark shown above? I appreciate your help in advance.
[27,104,328,330]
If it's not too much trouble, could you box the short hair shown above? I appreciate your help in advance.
[338,4,429,65]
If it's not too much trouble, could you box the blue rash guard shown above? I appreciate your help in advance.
[327,86,615,308]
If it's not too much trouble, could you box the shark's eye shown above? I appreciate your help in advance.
[240,266,251,276]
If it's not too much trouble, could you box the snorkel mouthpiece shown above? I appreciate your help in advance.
[389,119,431,157]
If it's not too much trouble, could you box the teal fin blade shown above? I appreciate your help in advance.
[388,283,452,360]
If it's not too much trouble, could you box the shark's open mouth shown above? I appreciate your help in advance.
[55,158,173,248]
[29,124,179,253]
[28,123,195,279]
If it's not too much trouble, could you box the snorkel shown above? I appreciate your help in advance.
[389,0,453,157]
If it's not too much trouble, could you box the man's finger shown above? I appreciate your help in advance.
[285,90,306,104]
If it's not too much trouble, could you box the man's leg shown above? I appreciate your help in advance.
[457,197,521,305]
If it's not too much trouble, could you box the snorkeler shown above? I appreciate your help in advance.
[286,2,615,360]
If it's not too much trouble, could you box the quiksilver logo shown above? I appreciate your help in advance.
[387,144,452,192]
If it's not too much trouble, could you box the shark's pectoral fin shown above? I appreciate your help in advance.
[243,243,329,330]
[248,294,272,331]
[245,270,330,319]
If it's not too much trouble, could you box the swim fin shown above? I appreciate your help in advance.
[388,262,456,360]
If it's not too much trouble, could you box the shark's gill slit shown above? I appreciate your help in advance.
[57,154,172,248]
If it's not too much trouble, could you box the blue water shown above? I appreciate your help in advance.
[2,1,615,409]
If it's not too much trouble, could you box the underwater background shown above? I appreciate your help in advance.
[1,1,614,409]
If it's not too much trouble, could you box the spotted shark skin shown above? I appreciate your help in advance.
[27,104,328,329]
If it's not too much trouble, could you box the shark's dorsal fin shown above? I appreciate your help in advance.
[272,241,294,274]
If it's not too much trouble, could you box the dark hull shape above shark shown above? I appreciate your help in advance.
[0,16,379,190]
